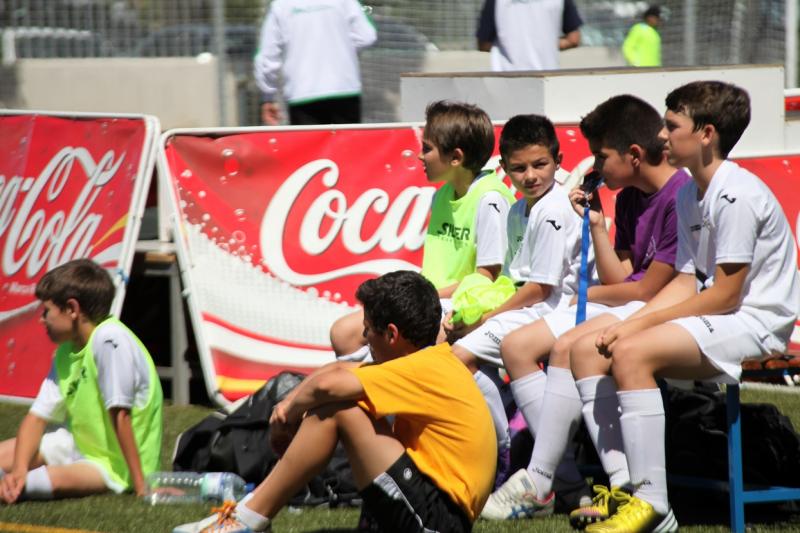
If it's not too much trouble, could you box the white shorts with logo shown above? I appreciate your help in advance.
[671,313,775,384]
[543,301,647,338]
[40,427,125,493]
[454,307,545,366]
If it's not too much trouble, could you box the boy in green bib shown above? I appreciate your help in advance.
[330,100,515,357]
[0,259,162,503]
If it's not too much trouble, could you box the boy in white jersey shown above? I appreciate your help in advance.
[446,114,589,493]
[482,95,690,523]
[330,100,513,356]
[0,259,163,503]
[570,82,800,533]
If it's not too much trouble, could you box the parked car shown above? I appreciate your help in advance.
[1,27,118,64]
[131,23,258,62]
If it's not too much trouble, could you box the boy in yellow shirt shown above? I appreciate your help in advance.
[174,270,496,533]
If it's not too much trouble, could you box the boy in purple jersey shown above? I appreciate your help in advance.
[481,95,690,523]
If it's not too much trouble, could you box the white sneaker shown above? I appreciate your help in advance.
[480,468,554,520]
[172,502,270,532]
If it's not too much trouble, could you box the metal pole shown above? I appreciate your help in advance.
[730,0,745,64]
[212,0,229,126]
[787,0,798,88]
[684,0,696,66]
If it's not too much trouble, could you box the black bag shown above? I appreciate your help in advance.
[172,371,360,506]
[664,384,800,487]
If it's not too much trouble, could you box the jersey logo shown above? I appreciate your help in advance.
[436,223,470,241]
[489,202,500,213]
[104,339,118,349]
[546,219,562,231]
[720,194,737,204]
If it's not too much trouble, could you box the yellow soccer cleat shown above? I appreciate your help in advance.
[569,485,629,530]
[585,494,678,533]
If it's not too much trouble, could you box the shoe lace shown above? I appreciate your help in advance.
[589,485,612,508]
[207,501,240,530]
[603,494,647,525]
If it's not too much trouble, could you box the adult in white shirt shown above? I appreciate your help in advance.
[254,0,377,125]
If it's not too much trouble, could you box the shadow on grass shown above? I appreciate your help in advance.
[671,485,800,528]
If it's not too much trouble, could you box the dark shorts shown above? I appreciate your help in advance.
[358,453,471,533]
[288,95,361,125]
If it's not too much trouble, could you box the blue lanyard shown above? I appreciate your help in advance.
[576,205,591,325]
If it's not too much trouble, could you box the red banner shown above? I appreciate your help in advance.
[163,126,800,402]
[0,113,155,400]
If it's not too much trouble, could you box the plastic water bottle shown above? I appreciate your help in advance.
[143,472,253,505]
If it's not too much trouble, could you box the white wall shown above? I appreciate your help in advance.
[401,65,786,156]
[9,57,237,130]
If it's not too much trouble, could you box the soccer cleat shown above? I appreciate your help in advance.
[584,494,678,533]
[172,501,269,533]
[480,468,554,520]
[569,485,629,530]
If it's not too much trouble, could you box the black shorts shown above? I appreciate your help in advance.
[358,453,471,533]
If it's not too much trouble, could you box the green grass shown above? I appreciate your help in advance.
[0,389,799,532]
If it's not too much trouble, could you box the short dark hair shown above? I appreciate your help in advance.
[35,259,115,323]
[356,270,441,349]
[580,94,665,165]
[644,5,661,19]
[424,100,495,175]
[499,114,560,162]
[665,81,751,158]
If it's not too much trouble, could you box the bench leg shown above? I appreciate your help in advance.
[727,384,745,533]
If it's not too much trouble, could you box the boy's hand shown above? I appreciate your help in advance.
[569,187,604,226]
[0,470,26,504]
[269,399,299,457]
[595,317,650,355]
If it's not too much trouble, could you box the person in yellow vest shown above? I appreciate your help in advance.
[622,5,662,67]
[173,270,496,533]
[329,100,514,358]
[0,259,162,503]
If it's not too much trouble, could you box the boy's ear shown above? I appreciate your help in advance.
[699,123,716,149]
[556,153,563,168]
[385,323,400,344]
[499,157,507,172]
[64,298,81,320]
[629,145,643,167]
[450,147,465,166]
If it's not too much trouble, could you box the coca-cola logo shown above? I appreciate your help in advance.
[261,158,433,286]
[1,147,124,279]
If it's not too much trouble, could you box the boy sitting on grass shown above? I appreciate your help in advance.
[174,270,496,533]
[0,259,162,503]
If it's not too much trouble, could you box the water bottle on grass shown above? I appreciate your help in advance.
[144,471,252,505]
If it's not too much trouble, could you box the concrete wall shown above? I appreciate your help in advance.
[401,65,787,156]
[6,57,238,130]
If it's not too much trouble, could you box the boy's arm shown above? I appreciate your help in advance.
[598,263,748,352]
[484,281,550,320]
[1,413,47,504]
[585,260,676,306]
[437,264,499,299]
[109,407,145,496]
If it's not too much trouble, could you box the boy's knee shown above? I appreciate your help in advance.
[451,345,478,373]
[550,335,574,367]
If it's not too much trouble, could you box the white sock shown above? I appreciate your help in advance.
[526,366,583,495]
[509,370,547,440]
[236,493,271,531]
[23,466,53,500]
[618,388,669,515]
[474,370,510,451]
[576,376,629,488]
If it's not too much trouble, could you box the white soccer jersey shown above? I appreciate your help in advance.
[30,321,154,422]
[675,160,800,352]
[507,183,586,311]
[492,0,563,71]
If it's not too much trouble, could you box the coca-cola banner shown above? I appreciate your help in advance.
[0,112,158,400]
[161,125,800,403]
